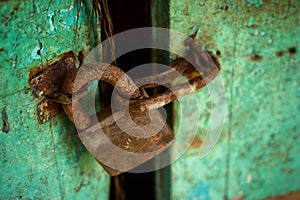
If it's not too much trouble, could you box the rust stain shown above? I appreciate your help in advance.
[275,51,285,57]
[29,51,77,123]
[29,51,76,98]
[36,99,62,124]
[287,47,296,55]
[190,136,203,148]
[265,191,300,200]
[220,5,229,11]
[75,180,84,192]
[29,51,76,80]
[1,108,9,133]
[232,194,243,200]
[275,47,297,57]
[246,54,262,62]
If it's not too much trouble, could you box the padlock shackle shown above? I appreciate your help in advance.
[61,63,143,130]
[129,68,219,112]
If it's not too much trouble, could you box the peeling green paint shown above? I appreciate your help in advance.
[170,0,300,199]
[0,0,109,199]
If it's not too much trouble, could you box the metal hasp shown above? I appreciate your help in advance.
[29,51,77,123]
[29,39,220,176]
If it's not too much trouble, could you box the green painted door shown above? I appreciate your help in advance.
[170,1,300,199]
[1,1,299,200]
[0,1,110,199]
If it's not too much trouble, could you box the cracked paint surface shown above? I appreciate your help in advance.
[0,0,109,199]
[170,1,300,199]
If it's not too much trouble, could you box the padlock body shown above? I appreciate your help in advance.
[78,106,174,176]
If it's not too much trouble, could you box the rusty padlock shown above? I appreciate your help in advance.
[30,39,220,176]
[61,63,175,176]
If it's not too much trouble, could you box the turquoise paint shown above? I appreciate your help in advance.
[0,0,109,199]
[62,5,86,29]
[248,16,255,27]
[247,0,264,8]
[170,0,300,199]
[192,182,209,200]
[232,5,238,13]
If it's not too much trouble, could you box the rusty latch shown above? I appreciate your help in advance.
[29,52,77,123]
[29,40,220,176]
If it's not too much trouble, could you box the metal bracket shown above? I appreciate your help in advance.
[29,51,77,123]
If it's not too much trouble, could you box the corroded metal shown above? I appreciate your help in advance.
[30,52,76,98]
[130,51,220,112]
[57,50,219,175]
[80,106,175,176]
[60,62,144,130]
[30,46,220,126]
[29,52,77,123]
[29,41,220,176]
[58,63,175,176]
[59,52,220,128]
[36,99,62,124]
[64,63,142,98]
[129,68,219,112]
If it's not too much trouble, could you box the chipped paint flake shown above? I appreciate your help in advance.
[30,45,41,60]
